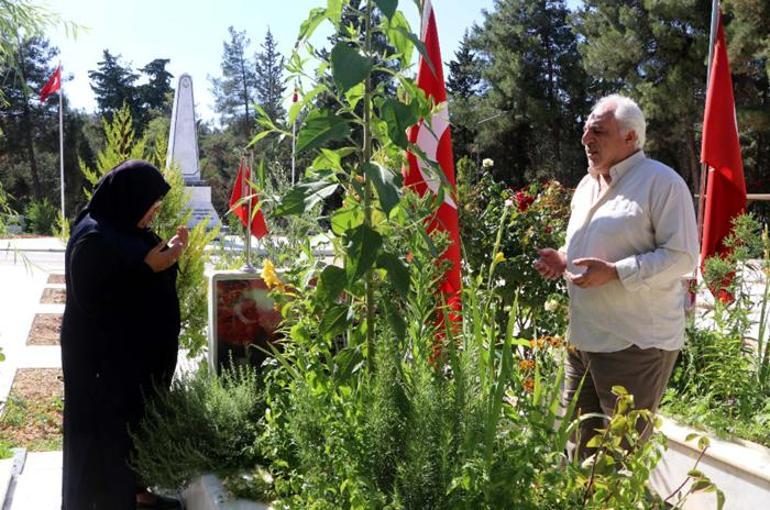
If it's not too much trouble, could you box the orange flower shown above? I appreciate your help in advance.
[529,338,546,349]
[518,359,536,371]
[523,378,535,393]
[546,336,564,348]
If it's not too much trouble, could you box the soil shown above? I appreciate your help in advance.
[0,368,64,451]
[46,274,65,285]
[40,288,66,304]
[26,314,62,345]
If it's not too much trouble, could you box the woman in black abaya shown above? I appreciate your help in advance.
[61,160,188,510]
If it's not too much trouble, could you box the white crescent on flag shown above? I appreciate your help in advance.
[414,103,456,208]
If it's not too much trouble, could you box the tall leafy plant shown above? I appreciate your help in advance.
[254,0,437,368]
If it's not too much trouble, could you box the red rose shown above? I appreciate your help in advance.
[514,190,535,212]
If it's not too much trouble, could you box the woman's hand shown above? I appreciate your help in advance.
[168,225,189,251]
[144,226,189,272]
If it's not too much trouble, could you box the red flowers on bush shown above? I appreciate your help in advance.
[513,189,535,212]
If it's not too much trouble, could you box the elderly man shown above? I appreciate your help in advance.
[534,94,698,456]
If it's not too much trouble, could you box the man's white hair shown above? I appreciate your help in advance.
[592,94,646,150]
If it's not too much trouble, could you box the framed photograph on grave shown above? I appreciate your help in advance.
[208,271,282,373]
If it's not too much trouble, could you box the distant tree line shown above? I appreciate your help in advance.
[1,0,769,228]
[447,0,770,195]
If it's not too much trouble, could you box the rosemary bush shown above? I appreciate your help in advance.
[131,365,265,489]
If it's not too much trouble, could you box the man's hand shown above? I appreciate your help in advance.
[533,248,567,280]
[566,257,618,288]
[144,226,189,273]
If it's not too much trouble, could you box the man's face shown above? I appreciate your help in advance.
[581,104,637,174]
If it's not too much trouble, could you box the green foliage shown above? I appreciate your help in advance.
[665,214,770,447]
[463,0,589,185]
[53,209,69,242]
[0,182,11,235]
[23,197,56,234]
[210,26,257,137]
[460,169,571,336]
[79,103,146,193]
[254,29,286,123]
[131,365,265,490]
[253,190,715,508]
[150,136,220,356]
[573,0,709,191]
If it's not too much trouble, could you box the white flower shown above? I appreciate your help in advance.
[482,158,494,168]
[544,298,559,313]
[504,199,514,208]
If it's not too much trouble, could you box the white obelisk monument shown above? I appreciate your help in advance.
[167,73,220,229]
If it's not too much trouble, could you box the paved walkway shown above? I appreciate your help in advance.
[0,237,65,510]
[0,237,203,509]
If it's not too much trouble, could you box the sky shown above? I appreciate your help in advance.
[41,0,497,123]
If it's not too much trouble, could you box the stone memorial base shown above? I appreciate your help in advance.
[186,185,220,230]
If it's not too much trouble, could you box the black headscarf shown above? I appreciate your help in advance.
[80,160,171,231]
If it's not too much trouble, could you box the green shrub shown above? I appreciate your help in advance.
[460,172,572,337]
[665,213,770,447]
[131,365,265,489]
[24,198,57,235]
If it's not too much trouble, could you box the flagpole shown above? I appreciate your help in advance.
[697,0,721,248]
[291,85,298,186]
[242,154,256,273]
[58,62,65,220]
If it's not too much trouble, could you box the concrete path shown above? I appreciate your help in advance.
[0,237,202,509]
[0,237,65,510]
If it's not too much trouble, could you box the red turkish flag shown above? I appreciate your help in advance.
[229,159,268,239]
[403,0,462,324]
[39,65,61,102]
[700,12,746,274]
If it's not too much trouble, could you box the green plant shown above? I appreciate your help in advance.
[53,209,69,242]
[24,198,57,234]
[665,213,770,447]
[211,2,726,507]
[460,173,572,337]
[131,364,265,490]
[0,182,10,236]
[252,189,719,508]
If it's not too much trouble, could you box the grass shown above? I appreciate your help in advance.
[0,394,64,452]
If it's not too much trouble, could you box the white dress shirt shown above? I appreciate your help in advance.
[564,151,699,352]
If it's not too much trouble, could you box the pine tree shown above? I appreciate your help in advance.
[0,36,60,202]
[88,50,139,120]
[139,58,173,114]
[447,34,483,160]
[447,34,482,101]
[471,0,588,185]
[573,0,710,191]
[254,28,285,123]
[723,0,770,195]
[210,26,256,138]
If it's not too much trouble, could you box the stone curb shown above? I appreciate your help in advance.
[0,448,27,510]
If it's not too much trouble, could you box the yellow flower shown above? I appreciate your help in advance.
[261,259,282,289]
[493,252,506,264]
